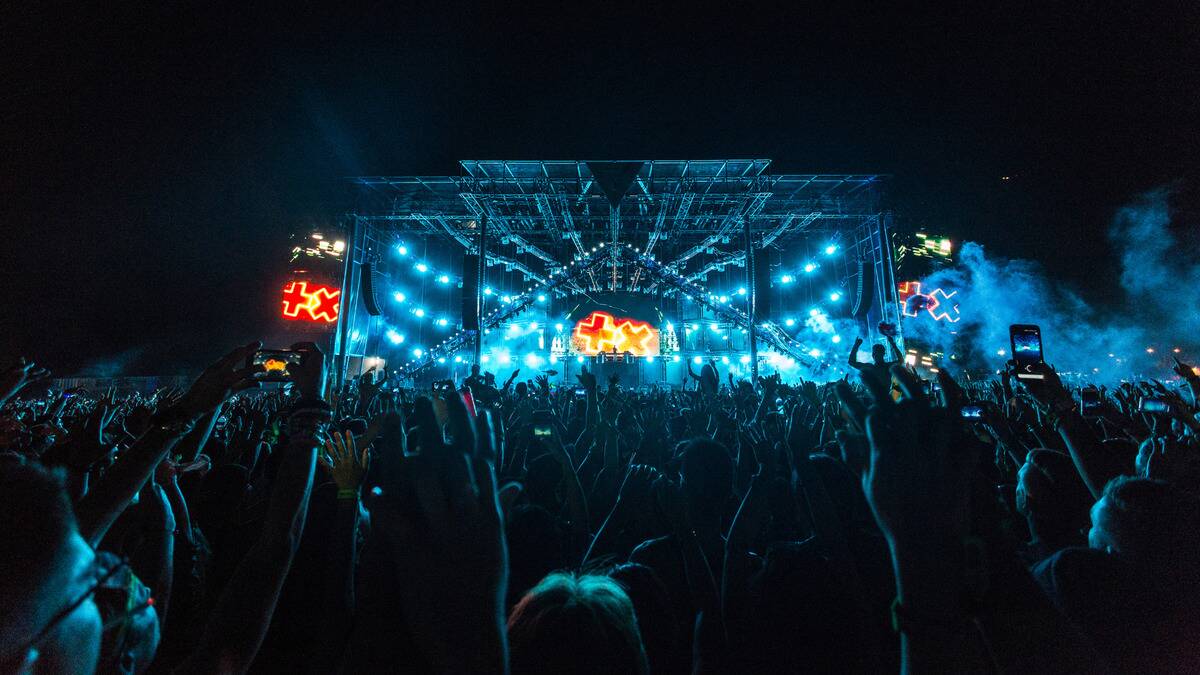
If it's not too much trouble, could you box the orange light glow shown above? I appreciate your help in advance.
[282,280,341,323]
[262,358,289,373]
[572,311,660,356]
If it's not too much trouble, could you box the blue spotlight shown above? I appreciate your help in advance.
[412,347,424,358]
[784,318,796,327]
[780,274,794,284]
[397,245,408,256]
[393,291,406,303]
[415,263,428,273]
[692,356,703,365]
[824,244,837,255]
[829,292,841,302]
[803,262,817,274]
[414,308,425,317]
[438,275,450,284]
[386,329,405,344]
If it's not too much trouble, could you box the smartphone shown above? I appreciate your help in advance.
[1009,324,1044,380]
[248,349,303,382]
[575,387,587,399]
[1080,388,1102,417]
[532,426,553,437]
[1140,398,1170,414]
[960,404,984,419]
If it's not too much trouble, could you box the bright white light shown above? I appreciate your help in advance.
[809,308,821,317]
[824,245,837,255]
[523,353,542,368]
[435,318,449,327]
[576,356,585,363]
[529,322,539,331]
[414,308,426,317]
[645,355,655,363]
[784,318,796,327]
[549,354,558,364]
[740,355,751,364]
[691,324,699,331]
[481,355,490,363]
[721,356,730,364]
[737,287,747,295]
[829,292,841,302]
[397,245,408,256]
[393,292,406,303]
[693,356,703,364]
[710,323,721,332]
[415,263,428,273]
[996,349,1006,356]
[333,240,346,252]
[386,330,405,344]
[803,263,816,273]
[673,355,681,362]
[484,287,494,296]
[498,352,511,365]
[454,355,463,363]
[780,275,794,284]
[437,357,446,364]
[537,294,546,302]
[555,323,564,331]
[666,322,674,331]
[719,295,729,303]
[412,348,424,358]
[808,348,823,358]
[831,335,842,344]
[438,275,450,284]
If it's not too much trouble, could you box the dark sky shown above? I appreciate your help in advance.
[3,2,1197,374]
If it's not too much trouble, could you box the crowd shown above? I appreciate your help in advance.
[1,338,1199,674]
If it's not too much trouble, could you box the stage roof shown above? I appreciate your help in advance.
[348,159,888,284]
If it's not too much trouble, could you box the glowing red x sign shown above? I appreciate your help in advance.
[281,280,341,323]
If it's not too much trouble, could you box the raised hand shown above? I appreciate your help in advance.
[577,366,597,392]
[0,357,50,406]
[370,388,507,672]
[320,430,369,495]
[862,368,980,550]
[173,342,262,418]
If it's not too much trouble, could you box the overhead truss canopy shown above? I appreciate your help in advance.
[349,160,887,288]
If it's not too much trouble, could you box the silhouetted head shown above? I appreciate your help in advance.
[871,344,886,364]
[1089,476,1200,572]
[1017,449,1093,538]
[508,572,649,675]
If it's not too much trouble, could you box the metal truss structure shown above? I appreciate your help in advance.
[340,160,901,382]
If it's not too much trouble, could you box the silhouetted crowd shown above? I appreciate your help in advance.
[2,340,1199,674]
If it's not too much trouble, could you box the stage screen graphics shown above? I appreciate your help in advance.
[565,292,662,357]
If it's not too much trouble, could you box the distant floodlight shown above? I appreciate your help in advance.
[397,245,408,256]
[784,318,796,327]
[673,355,681,362]
[414,308,425,317]
[693,356,703,365]
[824,244,837,255]
[412,348,424,358]
[393,292,406,303]
[740,355,751,364]
[555,323,564,331]
[415,263,428,273]
[454,355,463,363]
[780,274,794,284]
[831,335,842,344]
[576,355,585,363]
[484,287,494,296]
[737,287,747,296]
[537,294,546,302]
[721,356,730,364]
[438,275,450,284]
[808,348,823,358]
[386,330,404,344]
[437,357,446,364]
[803,263,816,273]
[829,292,841,302]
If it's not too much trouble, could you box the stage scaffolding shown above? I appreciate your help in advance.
[336,160,901,384]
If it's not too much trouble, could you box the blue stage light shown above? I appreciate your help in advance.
[780,274,794,284]
[415,263,428,273]
[393,292,406,303]
[824,244,837,255]
[438,275,450,284]
[412,347,424,358]
[808,348,823,357]
[484,287,494,296]
[829,292,841,302]
[454,355,463,363]
[737,287,747,295]
[386,330,405,344]
[693,356,703,364]
[555,323,564,331]
[832,335,842,344]
[673,355,681,362]
[784,318,796,327]
[537,294,546,302]
[740,355,751,364]
[397,245,408,256]
[803,262,817,273]
[437,357,446,364]
[414,308,426,317]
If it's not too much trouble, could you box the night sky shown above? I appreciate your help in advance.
[3,3,1197,374]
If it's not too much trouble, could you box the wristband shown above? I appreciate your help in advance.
[337,488,360,501]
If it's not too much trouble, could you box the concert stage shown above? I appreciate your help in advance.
[295,160,902,386]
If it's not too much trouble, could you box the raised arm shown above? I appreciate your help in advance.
[176,342,327,674]
[847,337,866,369]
